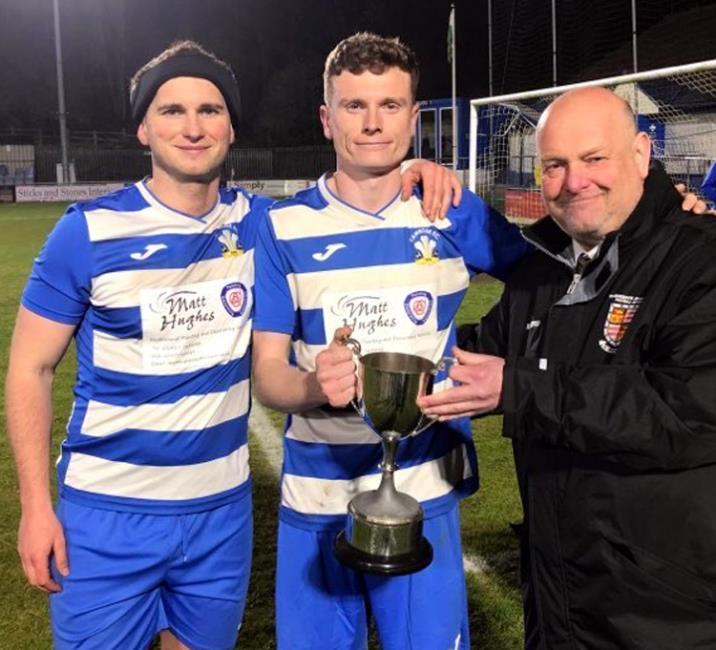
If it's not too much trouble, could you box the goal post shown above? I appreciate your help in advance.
[469,59,716,224]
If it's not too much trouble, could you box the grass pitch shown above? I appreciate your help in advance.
[0,202,523,649]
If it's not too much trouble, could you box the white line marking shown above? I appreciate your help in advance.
[0,215,58,222]
[463,553,489,575]
[248,400,488,576]
[249,401,284,473]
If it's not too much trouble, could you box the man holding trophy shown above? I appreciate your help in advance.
[252,33,529,650]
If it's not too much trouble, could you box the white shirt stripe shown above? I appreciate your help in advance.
[271,179,454,240]
[81,379,250,437]
[286,411,381,445]
[288,257,469,311]
[64,444,250,501]
[280,444,472,515]
[84,187,254,242]
[91,251,254,309]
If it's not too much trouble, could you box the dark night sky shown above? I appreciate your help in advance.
[1,0,715,146]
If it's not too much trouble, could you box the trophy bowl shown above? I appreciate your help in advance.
[335,344,449,576]
[359,351,434,436]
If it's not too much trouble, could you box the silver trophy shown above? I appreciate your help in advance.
[334,338,451,575]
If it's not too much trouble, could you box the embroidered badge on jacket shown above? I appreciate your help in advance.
[599,293,643,353]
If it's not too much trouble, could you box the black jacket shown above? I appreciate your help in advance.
[461,165,716,649]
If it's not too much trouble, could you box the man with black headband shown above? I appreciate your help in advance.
[6,40,262,650]
[5,39,462,650]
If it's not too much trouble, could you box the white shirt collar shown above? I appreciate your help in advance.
[572,240,601,262]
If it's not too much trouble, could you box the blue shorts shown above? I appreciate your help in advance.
[50,494,252,650]
[276,506,469,650]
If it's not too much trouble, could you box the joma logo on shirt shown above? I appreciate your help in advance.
[130,243,167,260]
[312,243,346,261]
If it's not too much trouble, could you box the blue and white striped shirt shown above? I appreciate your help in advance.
[254,174,529,530]
[23,180,271,513]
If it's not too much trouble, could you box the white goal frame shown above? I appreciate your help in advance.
[469,59,716,220]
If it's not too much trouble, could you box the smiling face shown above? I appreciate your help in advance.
[320,67,418,179]
[537,88,651,247]
[137,76,234,187]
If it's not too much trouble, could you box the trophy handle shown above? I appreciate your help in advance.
[343,337,362,357]
[341,337,364,415]
[413,355,458,434]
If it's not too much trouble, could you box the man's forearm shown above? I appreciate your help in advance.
[253,358,327,413]
[5,367,55,511]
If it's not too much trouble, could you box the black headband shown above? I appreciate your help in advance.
[130,52,241,127]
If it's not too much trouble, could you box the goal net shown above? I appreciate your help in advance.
[469,59,716,224]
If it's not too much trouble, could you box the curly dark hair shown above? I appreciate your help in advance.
[323,32,419,103]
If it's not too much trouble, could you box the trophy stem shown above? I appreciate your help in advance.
[380,431,400,472]
[376,432,400,501]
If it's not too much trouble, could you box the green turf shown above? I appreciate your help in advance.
[457,278,524,650]
[0,202,523,649]
[0,202,71,649]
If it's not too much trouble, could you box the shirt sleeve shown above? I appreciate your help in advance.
[240,192,275,251]
[21,205,92,325]
[445,190,532,280]
[253,210,296,335]
[700,161,716,203]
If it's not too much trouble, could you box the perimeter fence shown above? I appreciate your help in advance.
[0,132,336,186]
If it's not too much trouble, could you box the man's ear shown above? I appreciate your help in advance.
[230,124,235,145]
[137,121,149,146]
[319,105,332,141]
[634,131,651,179]
[410,102,419,133]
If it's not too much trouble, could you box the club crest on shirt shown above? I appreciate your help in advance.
[404,290,434,325]
[217,228,243,257]
[221,282,248,317]
[410,228,440,265]
[599,293,643,353]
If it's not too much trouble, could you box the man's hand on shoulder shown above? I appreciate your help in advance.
[417,347,504,420]
[675,183,715,215]
[400,160,462,222]
[17,504,68,593]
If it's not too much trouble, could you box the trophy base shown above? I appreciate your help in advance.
[334,530,433,576]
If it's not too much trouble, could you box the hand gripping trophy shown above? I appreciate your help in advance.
[334,337,452,576]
